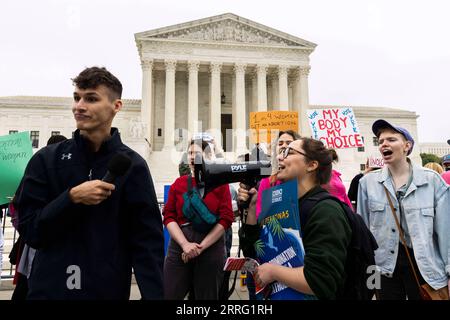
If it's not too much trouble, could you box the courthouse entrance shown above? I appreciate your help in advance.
[135,13,315,153]
[221,114,232,152]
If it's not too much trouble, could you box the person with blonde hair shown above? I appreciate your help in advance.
[424,162,444,175]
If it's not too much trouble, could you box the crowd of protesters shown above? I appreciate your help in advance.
[1,66,449,301]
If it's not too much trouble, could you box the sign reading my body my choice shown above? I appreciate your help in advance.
[307,107,363,149]
[0,132,33,205]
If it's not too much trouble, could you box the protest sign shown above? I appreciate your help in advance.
[0,132,33,205]
[249,111,298,144]
[223,257,259,273]
[307,107,363,149]
[223,257,270,296]
[257,179,315,300]
[368,155,385,168]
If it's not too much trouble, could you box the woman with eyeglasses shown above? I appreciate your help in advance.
[163,139,234,300]
[240,137,352,300]
[238,130,301,220]
[237,130,300,299]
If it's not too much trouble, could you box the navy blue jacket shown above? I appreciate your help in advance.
[17,128,164,299]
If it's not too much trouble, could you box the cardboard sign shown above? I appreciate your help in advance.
[307,108,363,149]
[249,111,298,144]
[368,155,385,168]
[0,132,33,205]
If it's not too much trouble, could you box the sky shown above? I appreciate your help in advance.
[1,0,449,143]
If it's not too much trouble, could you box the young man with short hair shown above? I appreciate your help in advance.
[17,67,164,299]
[358,119,450,300]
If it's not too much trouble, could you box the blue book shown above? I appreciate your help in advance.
[256,179,315,300]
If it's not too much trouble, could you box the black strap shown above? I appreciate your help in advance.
[299,191,331,234]
[187,175,192,193]
[188,175,205,198]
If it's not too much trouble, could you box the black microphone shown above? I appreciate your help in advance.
[102,153,132,184]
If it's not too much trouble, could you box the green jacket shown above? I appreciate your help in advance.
[301,186,351,300]
[239,186,351,300]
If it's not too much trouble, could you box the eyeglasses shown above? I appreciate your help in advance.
[281,146,309,159]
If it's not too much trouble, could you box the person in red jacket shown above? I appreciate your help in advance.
[163,139,234,300]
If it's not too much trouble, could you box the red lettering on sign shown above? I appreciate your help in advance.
[326,129,336,137]
[339,117,348,128]
[322,109,333,119]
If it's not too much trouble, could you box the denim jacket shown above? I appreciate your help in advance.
[357,162,450,290]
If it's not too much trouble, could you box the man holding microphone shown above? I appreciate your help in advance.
[16,67,164,299]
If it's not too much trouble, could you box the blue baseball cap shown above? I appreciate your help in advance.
[372,119,415,156]
[443,154,450,164]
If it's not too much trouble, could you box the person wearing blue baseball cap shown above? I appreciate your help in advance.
[441,153,450,184]
[357,119,450,300]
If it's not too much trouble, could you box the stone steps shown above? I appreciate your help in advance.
[2,219,17,278]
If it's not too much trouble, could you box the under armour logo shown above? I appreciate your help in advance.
[61,153,72,160]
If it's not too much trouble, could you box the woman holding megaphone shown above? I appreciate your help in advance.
[163,139,234,300]
[237,130,300,299]
[239,138,353,300]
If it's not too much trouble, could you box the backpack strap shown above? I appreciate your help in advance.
[187,175,193,193]
[299,191,357,235]
[299,190,332,234]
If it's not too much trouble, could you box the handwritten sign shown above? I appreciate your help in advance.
[249,111,298,144]
[368,155,385,168]
[0,132,33,205]
[306,108,363,149]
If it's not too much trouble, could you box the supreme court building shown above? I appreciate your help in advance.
[0,13,421,198]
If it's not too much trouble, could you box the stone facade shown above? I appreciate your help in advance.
[0,13,423,199]
[0,96,144,156]
[419,143,450,157]
[135,13,316,154]
[0,96,421,199]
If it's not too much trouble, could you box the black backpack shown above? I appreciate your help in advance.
[300,191,378,300]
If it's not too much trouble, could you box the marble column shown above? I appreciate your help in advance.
[233,63,247,153]
[140,60,153,146]
[278,65,289,111]
[209,62,222,145]
[251,72,257,113]
[271,73,279,110]
[163,59,177,149]
[293,66,311,137]
[256,64,268,111]
[188,61,200,137]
